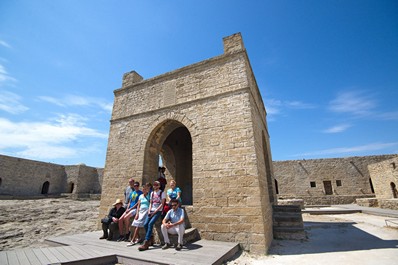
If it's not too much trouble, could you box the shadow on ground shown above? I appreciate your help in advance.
[268,221,398,255]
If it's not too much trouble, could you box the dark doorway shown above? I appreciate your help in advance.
[323,181,333,195]
[68,182,75,193]
[41,181,50,195]
[262,132,275,203]
[274,179,279,195]
[391,182,397,198]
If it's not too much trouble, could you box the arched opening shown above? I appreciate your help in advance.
[274,179,279,195]
[68,182,75,193]
[41,181,50,195]
[143,120,193,205]
[262,131,275,203]
[369,178,375,193]
[391,182,397,198]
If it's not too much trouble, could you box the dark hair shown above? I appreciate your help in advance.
[170,199,179,204]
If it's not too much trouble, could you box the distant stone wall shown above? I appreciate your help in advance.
[0,154,103,198]
[274,155,397,205]
[368,156,398,200]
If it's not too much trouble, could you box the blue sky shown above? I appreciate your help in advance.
[0,1,397,167]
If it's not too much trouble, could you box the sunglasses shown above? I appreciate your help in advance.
[171,204,178,207]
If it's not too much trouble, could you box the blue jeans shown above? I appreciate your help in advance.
[143,211,161,241]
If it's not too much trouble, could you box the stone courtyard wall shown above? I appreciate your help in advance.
[100,33,274,254]
[0,154,102,197]
[368,156,398,200]
[274,154,397,205]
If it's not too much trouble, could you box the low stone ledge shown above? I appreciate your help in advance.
[277,199,304,209]
[356,198,378,207]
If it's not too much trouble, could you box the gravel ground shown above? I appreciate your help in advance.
[0,198,99,251]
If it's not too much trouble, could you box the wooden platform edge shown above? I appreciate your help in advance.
[212,243,240,265]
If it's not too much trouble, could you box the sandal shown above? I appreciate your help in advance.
[126,241,136,247]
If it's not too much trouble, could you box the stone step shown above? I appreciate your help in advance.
[273,205,302,213]
[273,221,304,227]
[167,227,200,246]
[273,226,306,240]
[274,212,302,219]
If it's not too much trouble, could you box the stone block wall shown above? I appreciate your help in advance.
[0,154,102,197]
[274,155,397,204]
[100,33,274,254]
[368,156,398,199]
[0,154,66,196]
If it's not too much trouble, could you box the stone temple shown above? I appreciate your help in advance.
[99,33,276,253]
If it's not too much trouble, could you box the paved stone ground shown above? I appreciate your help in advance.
[227,213,398,265]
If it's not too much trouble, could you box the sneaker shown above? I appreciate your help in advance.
[162,243,171,250]
[117,235,125,242]
[175,243,182,250]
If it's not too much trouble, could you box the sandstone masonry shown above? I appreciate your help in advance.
[99,33,276,254]
[273,154,397,205]
[0,154,103,198]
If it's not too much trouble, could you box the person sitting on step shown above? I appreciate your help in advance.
[161,199,185,250]
[127,182,152,246]
[99,198,126,240]
[117,181,143,241]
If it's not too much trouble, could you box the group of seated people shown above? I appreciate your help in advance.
[100,168,184,251]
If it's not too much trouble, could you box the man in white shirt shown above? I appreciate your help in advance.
[161,199,185,250]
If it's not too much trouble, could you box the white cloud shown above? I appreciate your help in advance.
[0,91,29,114]
[292,142,398,158]
[0,63,17,85]
[38,94,113,113]
[0,114,108,160]
[322,123,351,133]
[0,40,11,49]
[329,90,376,116]
[285,100,316,109]
[265,98,316,121]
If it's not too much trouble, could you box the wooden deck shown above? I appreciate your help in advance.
[1,231,240,265]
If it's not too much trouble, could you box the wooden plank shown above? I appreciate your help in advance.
[58,246,83,260]
[32,248,51,264]
[67,245,96,259]
[48,247,69,262]
[40,248,60,264]
[21,249,41,265]
[6,251,19,265]
[0,251,9,265]
[14,249,30,265]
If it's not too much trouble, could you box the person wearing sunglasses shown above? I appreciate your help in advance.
[160,199,185,250]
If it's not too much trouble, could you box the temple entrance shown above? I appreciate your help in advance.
[143,120,193,205]
[323,181,333,195]
[41,181,50,194]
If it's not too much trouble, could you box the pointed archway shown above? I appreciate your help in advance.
[143,119,193,205]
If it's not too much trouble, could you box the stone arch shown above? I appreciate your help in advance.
[41,181,50,195]
[262,131,275,203]
[143,115,194,205]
